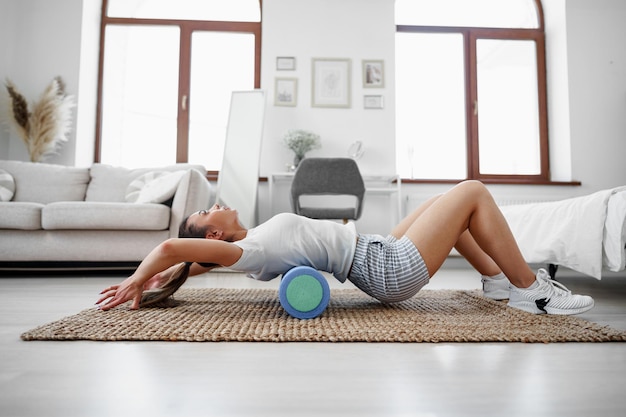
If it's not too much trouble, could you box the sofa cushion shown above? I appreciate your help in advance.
[0,160,89,203]
[126,170,186,203]
[0,169,15,201]
[0,202,43,230]
[86,163,206,202]
[42,202,170,230]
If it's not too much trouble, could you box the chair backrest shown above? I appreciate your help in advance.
[290,157,366,221]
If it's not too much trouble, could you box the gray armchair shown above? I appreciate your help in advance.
[290,158,365,223]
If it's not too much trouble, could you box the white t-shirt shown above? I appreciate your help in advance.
[230,213,357,282]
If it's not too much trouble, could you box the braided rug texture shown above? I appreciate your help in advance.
[21,288,626,343]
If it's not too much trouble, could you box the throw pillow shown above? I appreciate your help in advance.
[126,170,186,204]
[0,169,16,202]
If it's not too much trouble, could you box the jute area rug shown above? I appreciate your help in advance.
[21,288,626,343]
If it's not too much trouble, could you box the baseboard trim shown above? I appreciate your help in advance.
[0,261,140,275]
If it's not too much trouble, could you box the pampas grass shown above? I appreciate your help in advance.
[4,77,75,162]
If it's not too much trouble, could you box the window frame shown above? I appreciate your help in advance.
[94,0,262,165]
[396,0,552,184]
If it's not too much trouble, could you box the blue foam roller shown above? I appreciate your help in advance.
[279,266,330,319]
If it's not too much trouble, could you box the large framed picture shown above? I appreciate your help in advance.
[311,58,351,108]
[274,78,298,107]
[362,59,385,88]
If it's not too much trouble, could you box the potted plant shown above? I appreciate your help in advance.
[282,129,321,169]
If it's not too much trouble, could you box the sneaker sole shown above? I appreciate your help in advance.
[483,289,510,301]
[508,300,595,315]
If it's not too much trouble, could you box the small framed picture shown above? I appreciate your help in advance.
[274,78,298,107]
[364,95,384,109]
[276,56,296,71]
[362,60,384,88]
[312,58,351,108]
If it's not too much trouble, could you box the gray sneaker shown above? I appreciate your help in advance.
[481,274,511,300]
[508,269,594,315]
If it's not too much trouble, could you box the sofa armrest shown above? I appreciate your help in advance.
[169,169,213,238]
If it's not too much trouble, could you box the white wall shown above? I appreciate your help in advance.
[260,0,396,178]
[566,0,626,192]
[73,0,101,168]
[0,0,17,158]
[0,0,85,165]
[543,0,572,183]
[1,0,625,232]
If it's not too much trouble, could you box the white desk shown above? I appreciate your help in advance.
[269,172,402,223]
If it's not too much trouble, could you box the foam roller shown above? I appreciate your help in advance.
[279,266,330,319]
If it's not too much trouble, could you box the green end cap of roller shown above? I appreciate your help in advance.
[285,275,324,312]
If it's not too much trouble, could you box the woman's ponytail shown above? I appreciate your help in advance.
[139,262,192,307]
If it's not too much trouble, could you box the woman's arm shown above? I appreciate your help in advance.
[96,238,242,310]
[143,261,215,290]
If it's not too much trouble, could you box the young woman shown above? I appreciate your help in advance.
[97,180,594,315]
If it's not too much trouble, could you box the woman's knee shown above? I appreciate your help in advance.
[441,181,493,213]
[458,179,486,191]
[454,180,490,200]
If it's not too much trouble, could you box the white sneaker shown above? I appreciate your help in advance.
[508,269,594,315]
[481,273,511,300]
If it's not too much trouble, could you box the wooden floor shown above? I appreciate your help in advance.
[1,265,625,417]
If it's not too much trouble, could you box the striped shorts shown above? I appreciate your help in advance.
[348,234,430,303]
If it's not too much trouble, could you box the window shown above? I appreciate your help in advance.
[395,0,549,183]
[96,0,261,169]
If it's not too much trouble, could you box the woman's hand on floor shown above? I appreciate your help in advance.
[96,277,143,311]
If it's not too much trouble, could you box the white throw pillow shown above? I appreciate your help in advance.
[126,170,186,204]
[0,169,16,202]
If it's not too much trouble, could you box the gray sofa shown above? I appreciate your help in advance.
[0,160,212,270]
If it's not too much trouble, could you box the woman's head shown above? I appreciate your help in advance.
[178,203,243,240]
[178,214,210,238]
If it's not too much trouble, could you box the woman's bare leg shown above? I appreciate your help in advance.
[455,231,502,277]
[390,195,439,238]
[392,194,502,277]
[401,181,535,288]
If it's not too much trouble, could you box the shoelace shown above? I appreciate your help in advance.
[537,272,572,297]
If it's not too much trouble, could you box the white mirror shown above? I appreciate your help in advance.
[216,90,266,228]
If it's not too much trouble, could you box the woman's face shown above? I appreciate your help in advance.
[188,204,239,233]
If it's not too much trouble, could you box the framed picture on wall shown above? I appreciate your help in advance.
[364,95,384,109]
[362,60,384,88]
[276,56,296,71]
[274,77,298,107]
[311,58,351,108]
